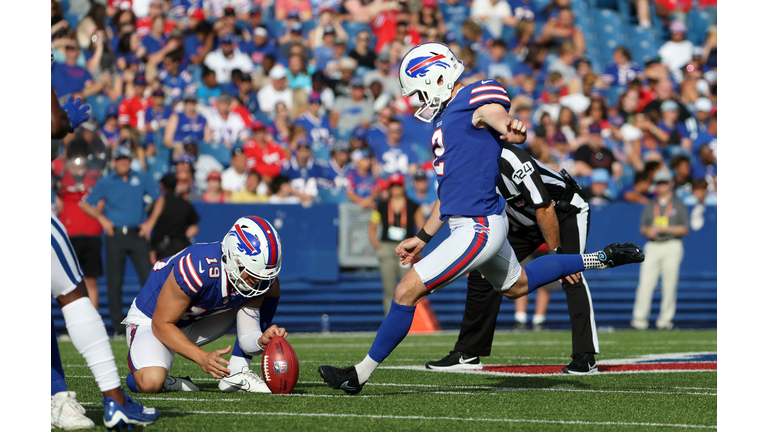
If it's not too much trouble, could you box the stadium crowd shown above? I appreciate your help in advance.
[51,0,717,218]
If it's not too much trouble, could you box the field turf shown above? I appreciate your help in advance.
[57,329,716,431]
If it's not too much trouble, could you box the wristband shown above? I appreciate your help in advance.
[416,228,433,244]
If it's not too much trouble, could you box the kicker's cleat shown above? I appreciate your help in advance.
[219,367,271,393]
[425,351,483,371]
[51,391,96,430]
[318,365,365,395]
[599,243,644,268]
[163,376,199,392]
[562,353,598,375]
[102,390,159,431]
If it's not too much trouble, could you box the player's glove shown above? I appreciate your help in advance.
[61,96,91,131]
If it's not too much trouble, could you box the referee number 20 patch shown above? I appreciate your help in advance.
[512,162,534,184]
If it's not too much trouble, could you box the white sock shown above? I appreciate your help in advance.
[61,297,121,393]
[228,355,251,376]
[582,252,609,270]
[354,355,379,383]
[532,314,546,325]
[515,312,527,324]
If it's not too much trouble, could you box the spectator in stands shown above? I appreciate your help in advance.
[534,83,563,124]
[233,72,260,116]
[150,173,200,263]
[670,154,693,201]
[282,138,325,204]
[654,0,691,23]
[331,77,375,138]
[512,43,549,88]
[470,0,515,40]
[156,51,196,105]
[618,170,653,204]
[375,118,418,177]
[51,38,102,98]
[320,141,352,193]
[173,152,197,200]
[206,94,249,149]
[574,123,621,181]
[230,170,271,203]
[440,0,470,36]
[413,0,446,37]
[346,148,378,209]
[537,7,585,58]
[604,114,644,174]
[631,168,689,330]
[279,21,308,60]
[682,178,716,207]
[243,121,289,189]
[327,56,357,98]
[656,99,692,154]
[286,53,314,93]
[164,94,211,161]
[52,139,104,309]
[294,91,334,155]
[582,168,613,206]
[271,102,294,145]
[547,41,579,90]
[407,167,438,218]
[196,66,223,107]
[692,111,716,165]
[100,105,122,148]
[617,87,641,124]
[348,30,377,70]
[601,46,643,89]
[483,40,514,87]
[243,26,279,70]
[221,147,249,198]
[204,33,254,84]
[550,131,575,173]
[587,97,609,130]
[144,88,172,148]
[659,20,694,73]
[182,138,224,193]
[691,144,716,187]
[314,25,340,72]
[275,0,314,21]
[257,63,294,115]
[457,45,485,83]
[690,97,713,141]
[268,174,302,204]
[368,172,425,316]
[350,125,371,153]
[80,145,164,337]
[197,171,228,203]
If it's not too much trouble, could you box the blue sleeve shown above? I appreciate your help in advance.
[144,174,162,201]
[84,178,108,206]
[677,124,690,139]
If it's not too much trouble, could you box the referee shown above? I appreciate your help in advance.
[426,143,599,374]
[80,145,165,337]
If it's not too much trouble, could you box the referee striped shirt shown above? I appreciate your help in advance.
[496,143,572,228]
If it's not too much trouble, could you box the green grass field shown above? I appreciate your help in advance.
[57,329,716,431]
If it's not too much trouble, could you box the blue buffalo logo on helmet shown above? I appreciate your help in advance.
[405,53,451,78]
[229,224,262,256]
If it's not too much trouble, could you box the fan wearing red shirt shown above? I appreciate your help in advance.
[136,0,177,39]
[118,74,150,129]
[52,140,104,310]
[242,121,289,184]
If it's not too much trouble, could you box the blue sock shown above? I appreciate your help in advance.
[368,301,416,363]
[51,321,67,395]
[231,337,253,363]
[525,255,585,294]
[126,372,138,393]
[259,296,279,332]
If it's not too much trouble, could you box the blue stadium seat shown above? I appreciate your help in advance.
[626,25,658,65]
[199,141,233,167]
[341,21,373,44]
[531,0,550,12]
[85,94,113,126]
[592,8,630,68]
[64,12,82,30]
[687,7,712,46]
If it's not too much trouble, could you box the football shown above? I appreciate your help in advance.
[261,335,299,394]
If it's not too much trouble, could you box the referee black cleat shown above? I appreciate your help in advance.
[599,243,644,268]
[318,365,365,395]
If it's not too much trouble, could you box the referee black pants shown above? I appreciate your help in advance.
[454,206,598,357]
[105,230,153,335]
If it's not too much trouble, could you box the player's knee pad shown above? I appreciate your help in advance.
[61,297,120,392]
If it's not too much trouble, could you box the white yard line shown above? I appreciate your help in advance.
[78,409,717,429]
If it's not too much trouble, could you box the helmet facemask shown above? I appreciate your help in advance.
[223,253,276,298]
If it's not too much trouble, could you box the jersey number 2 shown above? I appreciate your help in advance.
[431,128,445,176]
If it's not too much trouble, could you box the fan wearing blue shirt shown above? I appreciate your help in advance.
[294,92,333,161]
[281,139,326,202]
[158,52,196,103]
[440,0,470,36]
[601,47,643,88]
[375,119,418,177]
[51,41,94,97]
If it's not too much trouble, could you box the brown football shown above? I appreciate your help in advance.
[261,335,299,394]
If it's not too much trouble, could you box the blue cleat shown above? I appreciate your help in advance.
[101,390,159,430]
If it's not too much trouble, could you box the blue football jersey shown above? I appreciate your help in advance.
[134,242,257,328]
[430,79,511,221]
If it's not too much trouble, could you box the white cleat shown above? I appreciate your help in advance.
[219,367,271,393]
[163,376,199,392]
[51,391,95,430]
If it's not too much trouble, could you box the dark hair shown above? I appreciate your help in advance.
[670,155,690,169]
[247,170,262,182]
[614,46,632,61]
[491,39,506,49]
[84,3,108,30]
[271,175,290,194]
[691,179,708,190]
[68,138,90,159]
[634,170,650,184]
[161,173,178,192]
[644,160,661,173]
[230,68,244,81]
[118,32,134,54]
[165,50,183,64]
[202,65,215,78]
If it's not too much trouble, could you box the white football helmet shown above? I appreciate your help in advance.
[399,42,465,122]
[222,216,282,297]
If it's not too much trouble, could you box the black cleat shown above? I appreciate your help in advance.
[425,351,483,371]
[318,366,365,395]
[599,243,644,268]
[562,353,597,375]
